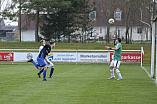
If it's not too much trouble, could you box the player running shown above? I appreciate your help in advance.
[28,40,55,81]
[105,38,123,80]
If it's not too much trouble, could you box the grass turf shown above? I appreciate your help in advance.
[0,41,150,50]
[0,63,157,104]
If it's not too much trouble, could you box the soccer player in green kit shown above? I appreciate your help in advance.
[105,38,123,80]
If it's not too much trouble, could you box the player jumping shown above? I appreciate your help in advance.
[105,38,123,80]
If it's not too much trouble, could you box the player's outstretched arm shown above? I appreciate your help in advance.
[111,47,118,50]
[105,46,118,50]
[45,57,50,64]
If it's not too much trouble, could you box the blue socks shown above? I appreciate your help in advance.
[37,67,54,80]
[38,68,44,74]
[43,70,47,80]
[31,60,39,69]
[49,68,54,77]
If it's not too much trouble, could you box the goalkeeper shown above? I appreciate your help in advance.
[105,38,123,80]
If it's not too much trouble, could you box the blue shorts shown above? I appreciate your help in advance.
[37,56,46,67]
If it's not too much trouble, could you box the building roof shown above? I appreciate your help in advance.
[20,0,151,30]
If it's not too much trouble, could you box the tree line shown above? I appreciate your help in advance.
[1,0,96,42]
[1,0,156,43]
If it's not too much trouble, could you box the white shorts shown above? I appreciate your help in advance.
[44,60,54,68]
[110,60,121,68]
[46,61,54,68]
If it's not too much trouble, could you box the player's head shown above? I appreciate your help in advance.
[40,39,46,46]
[40,39,43,43]
[49,40,55,48]
[116,38,121,43]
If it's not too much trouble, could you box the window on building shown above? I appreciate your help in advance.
[89,11,96,21]
[114,8,122,21]
[137,27,142,34]
[90,29,96,37]
[99,37,103,41]
[100,28,102,34]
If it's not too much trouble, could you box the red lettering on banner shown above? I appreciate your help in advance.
[0,52,14,61]
[110,53,143,62]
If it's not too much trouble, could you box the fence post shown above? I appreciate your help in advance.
[76,50,78,65]
[108,50,110,65]
[12,50,14,65]
[141,47,143,67]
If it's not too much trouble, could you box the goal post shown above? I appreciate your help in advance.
[151,22,155,78]
[155,19,157,85]
[156,28,157,85]
[152,14,157,85]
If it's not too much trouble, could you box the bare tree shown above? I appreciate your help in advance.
[98,0,115,43]
[125,0,152,44]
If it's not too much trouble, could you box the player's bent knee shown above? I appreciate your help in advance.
[44,66,47,70]
[110,66,113,69]
[114,67,118,70]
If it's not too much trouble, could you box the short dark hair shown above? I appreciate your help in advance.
[49,40,55,45]
[117,38,121,43]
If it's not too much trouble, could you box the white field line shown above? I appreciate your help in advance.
[141,66,155,81]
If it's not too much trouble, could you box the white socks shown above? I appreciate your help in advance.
[115,69,122,78]
[110,68,115,77]
[110,68,122,78]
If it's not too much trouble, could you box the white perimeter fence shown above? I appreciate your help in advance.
[0,47,144,65]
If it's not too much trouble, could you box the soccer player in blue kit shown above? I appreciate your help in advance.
[28,40,55,81]
[37,40,55,78]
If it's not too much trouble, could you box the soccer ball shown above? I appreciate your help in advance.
[108,18,115,24]
[27,53,33,59]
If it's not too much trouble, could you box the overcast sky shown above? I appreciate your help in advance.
[1,0,18,26]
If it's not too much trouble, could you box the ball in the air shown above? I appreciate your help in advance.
[108,18,115,24]
[27,53,33,59]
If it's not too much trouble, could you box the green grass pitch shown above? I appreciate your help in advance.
[0,63,157,104]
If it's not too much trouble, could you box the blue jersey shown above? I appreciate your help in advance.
[38,44,51,59]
